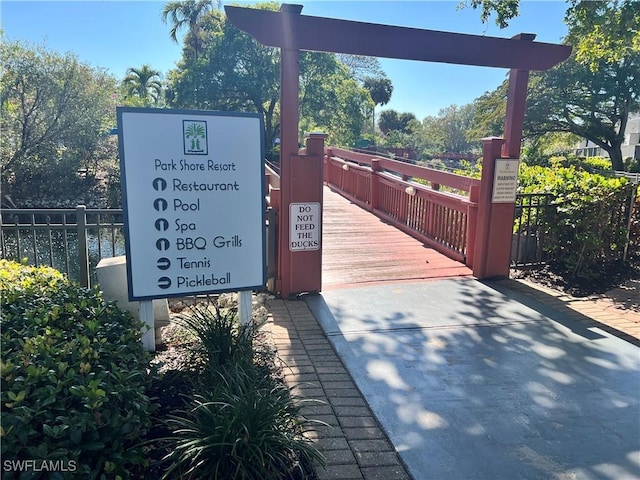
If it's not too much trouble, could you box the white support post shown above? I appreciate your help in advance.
[238,290,252,325]
[139,300,156,352]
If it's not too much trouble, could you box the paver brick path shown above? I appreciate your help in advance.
[263,298,413,480]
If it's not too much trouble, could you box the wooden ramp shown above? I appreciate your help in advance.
[322,187,472,289]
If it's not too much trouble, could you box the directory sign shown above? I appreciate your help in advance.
[117,107,265,300]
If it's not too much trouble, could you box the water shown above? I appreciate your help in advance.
[1,227,126,285]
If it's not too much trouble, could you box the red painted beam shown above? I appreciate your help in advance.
[225,5,571,71]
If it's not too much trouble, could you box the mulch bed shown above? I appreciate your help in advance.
[511,255,640,298]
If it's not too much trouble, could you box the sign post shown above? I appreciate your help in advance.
[473,137,519,279]
[117,108,265,337]
[139,300,155,351]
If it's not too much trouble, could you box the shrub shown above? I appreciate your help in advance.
[518,165,633,276]
[164,369,323,480]
[541,154,613,172]
[0,260,153,479]
[159,304,324,479]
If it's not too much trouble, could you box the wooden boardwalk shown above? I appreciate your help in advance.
[322,187,472,289]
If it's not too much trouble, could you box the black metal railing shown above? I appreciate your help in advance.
[1,207,125,287]
[512,187,638,268]
[511,193,555,266]
[1,204,277,290]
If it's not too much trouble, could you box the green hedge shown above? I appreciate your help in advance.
[456,158,635,277]
[1,260,153,479]
[518,164,634,276]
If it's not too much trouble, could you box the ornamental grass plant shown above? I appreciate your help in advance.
[153,301,325,480]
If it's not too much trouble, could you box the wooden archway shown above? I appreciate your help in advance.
[226,4,571,297]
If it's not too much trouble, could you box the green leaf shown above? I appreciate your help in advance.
[84,441,105,451]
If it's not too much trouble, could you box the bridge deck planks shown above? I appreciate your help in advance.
[321,186,472,289]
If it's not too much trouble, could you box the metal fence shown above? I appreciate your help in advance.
[2,188,637,283]
[511,193,555,266]
[511,188,638,267]
[1,205,277,290]
[1,206,124,287]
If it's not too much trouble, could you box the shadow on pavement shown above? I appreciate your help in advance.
[307,278,640,480]
[490,278,640,347]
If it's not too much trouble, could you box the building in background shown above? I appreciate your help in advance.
[575,113,640,164]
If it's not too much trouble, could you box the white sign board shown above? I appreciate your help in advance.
[492,158,520,203]
[289,202,321,251]
[117,107,265,300]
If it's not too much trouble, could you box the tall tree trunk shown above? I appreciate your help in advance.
[608,148,625,172]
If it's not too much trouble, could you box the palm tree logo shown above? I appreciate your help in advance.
[183,120,208,155]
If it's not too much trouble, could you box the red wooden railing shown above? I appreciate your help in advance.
[264,162,281,292]
[325,147,480,265]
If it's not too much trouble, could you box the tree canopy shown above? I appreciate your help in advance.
[525,55,637,171]
[162,0,219,61]
[462,0,639,171]
[459,0,520,28]
[420,104,478,154]
[363,76,393,107]
[1,39,118,197]
[122,64,163,106]
[337,55,385,83]
[528,0,638,170]
[166,4,281,147]
[165,2,373,151]
[378,110,416,135]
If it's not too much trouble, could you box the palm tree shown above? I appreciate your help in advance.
[162,0,219,61]
[123,65,163,106]
[363,76,393,133]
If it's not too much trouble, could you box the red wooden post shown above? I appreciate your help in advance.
[473,137,517,279]
[270,189,281,210]
[370,159,381,212]
[283,134,324,297]
[465,184,479,268]
[277,4,303,298]
[503,34,535,159]
[503,68,530,158]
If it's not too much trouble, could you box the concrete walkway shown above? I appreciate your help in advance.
[500,277,640,345]
[263,278,640,480]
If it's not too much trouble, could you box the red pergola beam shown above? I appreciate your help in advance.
[225,5,571,71]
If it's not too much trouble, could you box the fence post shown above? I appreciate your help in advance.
[266,207,278,293]
[623,186,637,263]
[370,159,381,212]
[465,184,479,268]
[76,205,90,288]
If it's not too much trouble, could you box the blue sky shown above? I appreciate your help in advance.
[1,1,569,120]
